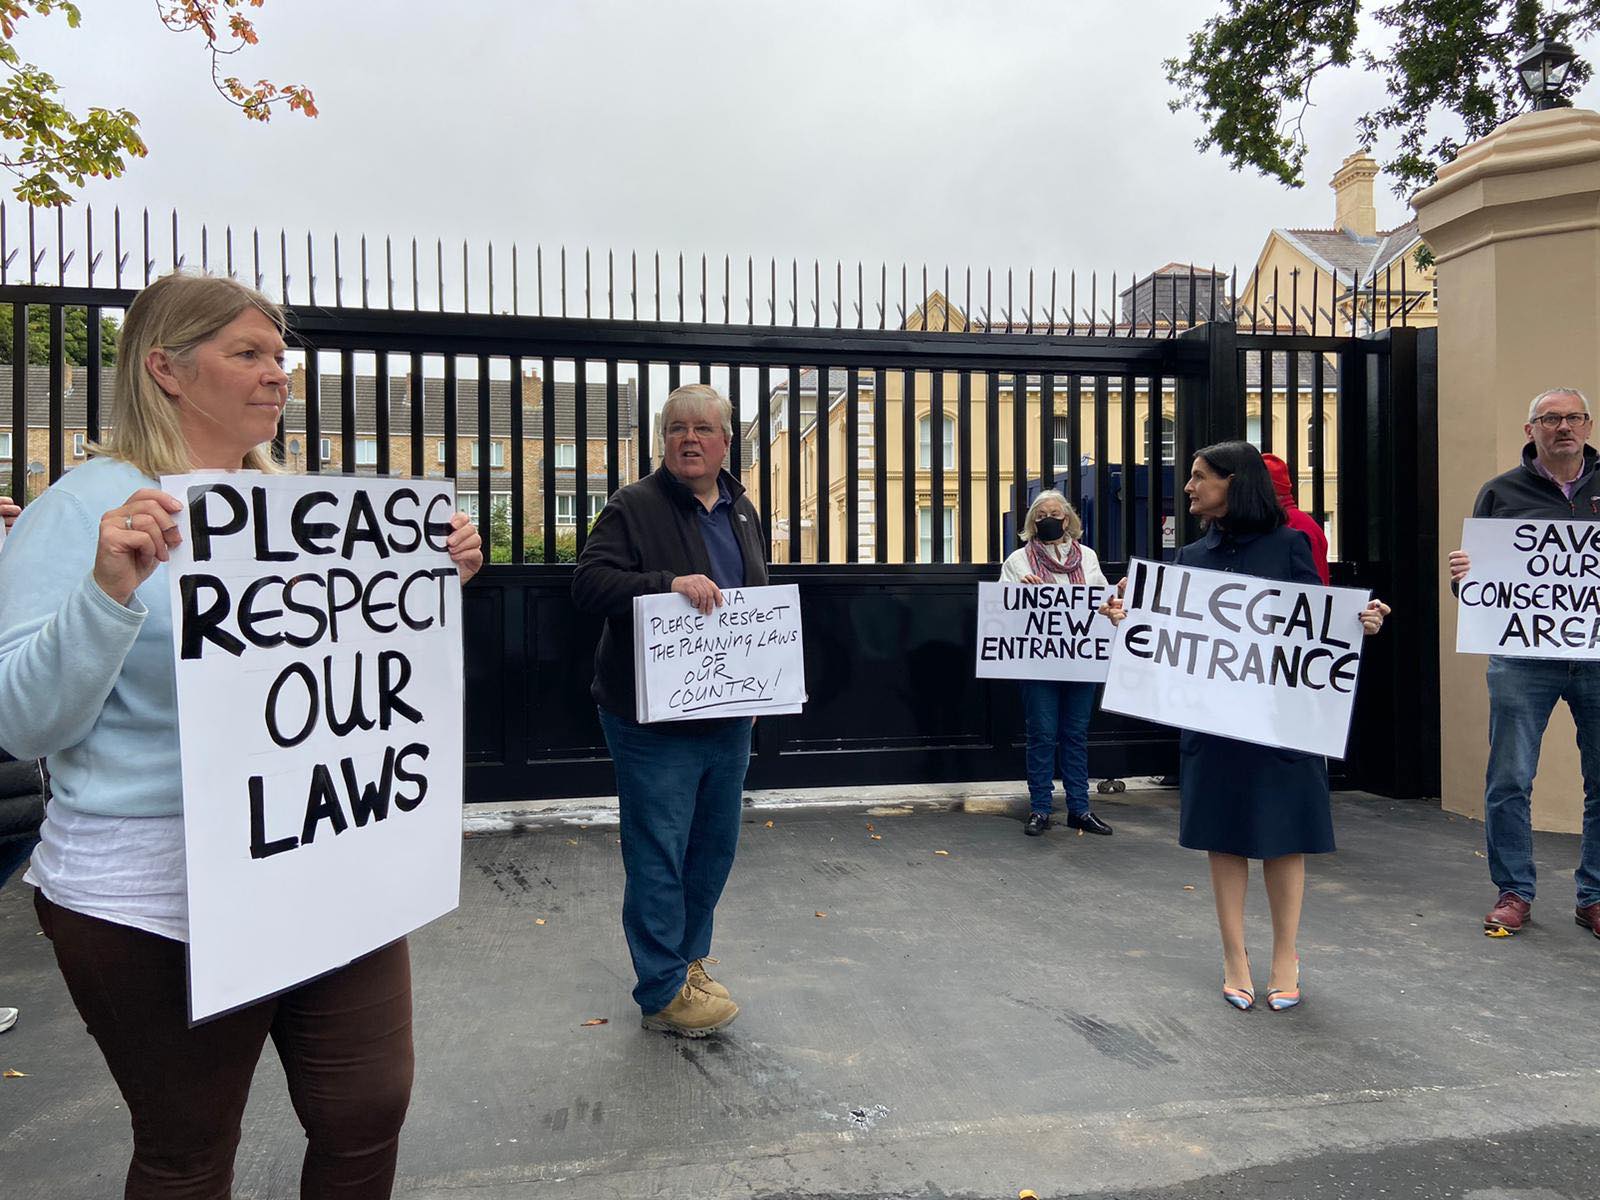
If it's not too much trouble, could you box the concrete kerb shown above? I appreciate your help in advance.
[459,776,1177,835]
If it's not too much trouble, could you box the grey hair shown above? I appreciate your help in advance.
[1529,387,1592,421]
[657,383,733,454]
[1020,489,1083,543]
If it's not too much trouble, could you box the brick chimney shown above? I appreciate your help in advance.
[1331,150,1379,238]
[290,362,306,399]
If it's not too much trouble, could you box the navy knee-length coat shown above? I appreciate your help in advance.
[1175,524,1336,858]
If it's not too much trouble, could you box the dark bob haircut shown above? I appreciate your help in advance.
[1194,440,1285,534]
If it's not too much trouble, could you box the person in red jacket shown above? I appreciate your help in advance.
[1262,453,1330,585]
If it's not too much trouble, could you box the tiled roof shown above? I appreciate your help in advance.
[1119,268,1234,327]
[1275,220,1422,286]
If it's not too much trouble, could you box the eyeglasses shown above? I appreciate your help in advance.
[1532,412,1592,429]
[666,423,720,439]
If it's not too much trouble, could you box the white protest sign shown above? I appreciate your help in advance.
[632,584,806,722]
[163,471,464,1023]
[1457,518,1600,658]
[974,581,1116,682]
[1101,557,1371,758]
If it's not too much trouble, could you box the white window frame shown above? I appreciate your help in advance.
[917,414,955,470]
[0,431,11,459]
[917,505,956,563]
[587,493,606,523]
[437,442,447,465]
[355,437,378,466]
[319,437,332,463]
[1053,415,1070,471]
[72,432,86,459]
[555,442,577,469]
[1145,416,1175,466]
[469,441,506,469]
[555,494,576,526]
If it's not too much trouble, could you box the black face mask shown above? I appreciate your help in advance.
[1035,516,1066,542]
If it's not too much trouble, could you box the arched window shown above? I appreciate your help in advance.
[918,413,955,469]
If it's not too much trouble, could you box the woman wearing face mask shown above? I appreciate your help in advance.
[1000,490,1114,838]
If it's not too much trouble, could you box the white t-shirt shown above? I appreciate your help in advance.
[25,804,188,941]
[999,540,1109,586]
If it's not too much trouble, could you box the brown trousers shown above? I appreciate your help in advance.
[35,891,414,1200]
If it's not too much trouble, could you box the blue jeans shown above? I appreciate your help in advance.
[597,709,753,1013]
[1485,657,1600,906]
[1020,681,1096,818]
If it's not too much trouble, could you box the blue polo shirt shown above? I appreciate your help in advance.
[697,478,746,591]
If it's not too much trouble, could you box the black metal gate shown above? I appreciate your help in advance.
[1,286,1439,803]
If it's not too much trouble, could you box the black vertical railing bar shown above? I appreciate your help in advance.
[1039,371,1056,496]
[441,355,458,483]
[1146,377,1163,561]
[476,356,492,524]
[1093,375,1110,553]
[1310,352,1327,524]
[815,364,831,563]
[85,304,102,442]
[47,304,63,481]
[604,358,620,501]
[541,357,557,563]
[984,370,1000,562]
[1286,347,1301,503]
[408,353,423,477]
[339,348,357,474]
[1065,374,1082,509]
[1009,371,1027,544]
[374,351,391,477]
[844,369,860,563]
[873,367,887,564]
[1260,349,1274,453]
[9,303,23,502]
[787,365,802,562]
[930,367,944,562]
[757,364,773,551]
[574,357,590,554]
[304,351,322,475]
[1119,372,1136,563]
[509,358,524,564]
[637,364,652,479]
[727,366,742,478]
[957,369,973,563]
[668,361,680,392]
[901,367,916,563]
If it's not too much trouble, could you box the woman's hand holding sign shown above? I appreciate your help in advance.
[1448,549,1471,582]
[96,489,184,606]
[1359,599,1391,635]
[446,512,484,585]
[1099,577,1128,625]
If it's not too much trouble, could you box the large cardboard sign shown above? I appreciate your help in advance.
[1101,558,1371,758]
[632,584,806,722]
[163,472,464,1023]
[974,581,1116,682]
[1457,517,1600,658]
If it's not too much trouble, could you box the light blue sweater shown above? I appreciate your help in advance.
[0,457,179,817]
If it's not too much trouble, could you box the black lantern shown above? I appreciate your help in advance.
[1517,36,1577,110]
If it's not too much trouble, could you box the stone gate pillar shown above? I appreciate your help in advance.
[1413,107,1600,832]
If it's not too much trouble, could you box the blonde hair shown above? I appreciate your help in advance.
[1020,489,1083,542]
[99,272,285,477]
[656,383,733,455]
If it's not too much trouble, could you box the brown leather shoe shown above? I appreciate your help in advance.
[641,982,739,1037]
[686,958,730,1000]
[1485,892,1531,934]
[1576,902,1600,939]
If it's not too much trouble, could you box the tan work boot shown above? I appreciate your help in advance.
[686,957,730,1000]
[641,982,739,1037]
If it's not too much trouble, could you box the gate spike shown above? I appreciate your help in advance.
[308,232,317,305]
[1048,270,1057,335]
[724,254,730,324]
[387,236,395,309]
[57,206,74,282]
[900,264,907,329]
[836,260,843,327]
[985,269,993,334]
[1005,269,1013,333]
[223,224,233,279]
[856,261,864,329]
[878,263,886,329]
[28,206,38,282]
[634,249,641,319]
[812,259,820,327]
[333,234,342,307]
[143,208,153,285]
[0,202,7,284]
[171,209,180,271]
[199,221,208,273]
[512,242,521,314]
[280,229,289,302]
[88,205,101,285]
[965,266,972,333]
[770,258,777,325]
[747,255,754,324]
[1027,269,1035,333]
[437,239,445,311]
[489,241,496,313]
[252,226,262,291]
[1089,272,1098,337]
[700,252,707,323]
[1068,271,1076,336]
[535,244,544,316]
[790,258,798,326]
[413,238,421,310]
[464,239,472,312]
[678,252,685,322]
[943,266,950,332]
[609,248,615,319]
[1110,273,1117,336]
[560,245,567,317]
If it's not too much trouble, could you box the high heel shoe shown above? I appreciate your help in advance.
[1265,958,1301,1011]
[1222,954,1254,1011]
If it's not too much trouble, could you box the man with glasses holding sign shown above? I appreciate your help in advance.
[1449,387,1600,941]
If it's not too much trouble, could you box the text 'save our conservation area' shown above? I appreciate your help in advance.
[1100,558,1372,758]
[632,584,806,722]
[1457,518,1600,658]
[973,582,1116,682]
[162,472,464,1024]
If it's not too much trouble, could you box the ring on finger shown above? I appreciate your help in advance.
[123,514,134,530]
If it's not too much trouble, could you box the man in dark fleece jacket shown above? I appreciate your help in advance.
[572,383,768,1037]
[1448,387,1600,942]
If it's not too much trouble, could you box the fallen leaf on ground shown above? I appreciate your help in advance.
[580,1018,608,1027]
[1474,850,1487,858]
[534,918,546,925]
[1019,1191,1040,1200]
[566,839,578,845]
[1182,885,1196,891]
[865,823,875,831]
[934,850,950,856]
[870,834,882,840]
[815,911,827,918]
[3,1069,26,1078]
[1077,829,1085,837]
[1484,927,1511,938]
[764,820,774,828]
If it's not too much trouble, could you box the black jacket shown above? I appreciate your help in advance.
[572,466,769,719]
[1473,443,1600,519]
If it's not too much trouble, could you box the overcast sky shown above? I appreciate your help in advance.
[13,1,1586,323]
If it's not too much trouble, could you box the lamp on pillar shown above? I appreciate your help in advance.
[1516,35,1577,110]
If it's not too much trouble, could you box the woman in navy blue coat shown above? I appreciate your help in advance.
[1105,442,1389,1012]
